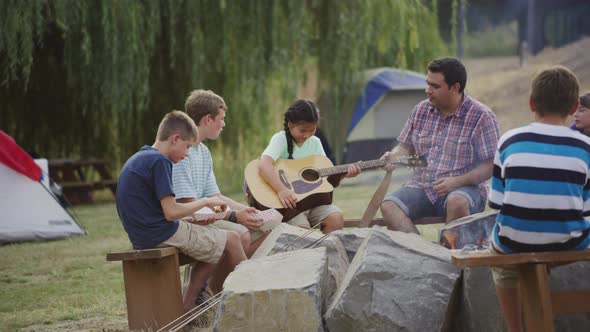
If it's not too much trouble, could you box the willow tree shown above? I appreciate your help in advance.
[1,0,447,191]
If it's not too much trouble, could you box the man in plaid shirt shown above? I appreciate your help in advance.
[380,57,500,233]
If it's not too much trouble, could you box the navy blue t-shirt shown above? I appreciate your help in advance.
[116,146,179,249]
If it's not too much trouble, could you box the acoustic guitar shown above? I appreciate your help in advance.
[244,155,426,221]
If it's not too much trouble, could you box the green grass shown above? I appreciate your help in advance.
[0,203,129,331]
[0,177,444,331]
[465,21,518,58]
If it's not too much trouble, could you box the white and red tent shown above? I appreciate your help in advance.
[0,130,85,244]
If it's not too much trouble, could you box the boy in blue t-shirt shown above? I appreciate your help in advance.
[489,66,590,331]
[116,111,247,312]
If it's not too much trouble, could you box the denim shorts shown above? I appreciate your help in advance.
[383,185,485,220]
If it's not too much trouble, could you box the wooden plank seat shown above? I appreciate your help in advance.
[107,247,197,331]
[452,249,590,332]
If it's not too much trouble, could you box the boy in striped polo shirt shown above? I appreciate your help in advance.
[172,90,270,258]
[489,66,590,332]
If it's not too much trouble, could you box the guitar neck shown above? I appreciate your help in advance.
[318,159,388,177]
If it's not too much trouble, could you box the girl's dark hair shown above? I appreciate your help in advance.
[283,99,320,159]
[581,92,590,109]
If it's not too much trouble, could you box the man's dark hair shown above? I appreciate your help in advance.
[427,57,467,93]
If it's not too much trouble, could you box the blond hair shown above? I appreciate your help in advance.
[530,66,579,117]
[184,89,227,125]
[156,110,199,142]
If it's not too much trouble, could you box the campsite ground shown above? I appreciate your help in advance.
[1,181,426,332]
[2,37,590,331]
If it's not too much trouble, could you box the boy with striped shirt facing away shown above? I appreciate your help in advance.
[489,66,590,332]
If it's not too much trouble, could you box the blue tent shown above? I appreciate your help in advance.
[342,68,426,164]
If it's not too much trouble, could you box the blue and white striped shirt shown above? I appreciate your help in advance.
[172,144,220,199]
[490,123,590,253]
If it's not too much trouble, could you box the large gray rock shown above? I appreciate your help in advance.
[456,267,506,332]
[551,262,590,330]
[214,247,330,332]
[252,223,349,302]
[331,227,373,262]
[454,261,590,332]
[325,228,461,332]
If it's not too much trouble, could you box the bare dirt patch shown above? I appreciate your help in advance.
[21,317,127,332]
[465,37,590,133]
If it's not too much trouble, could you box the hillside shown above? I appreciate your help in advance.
[465,37,590,133]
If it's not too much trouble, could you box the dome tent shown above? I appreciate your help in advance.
[0,130,85,244]
[318,68,426,163]
[344,68,427,163]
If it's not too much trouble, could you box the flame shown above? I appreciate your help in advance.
[441,230,458,250]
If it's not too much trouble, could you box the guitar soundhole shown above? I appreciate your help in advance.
[301,169,320,182]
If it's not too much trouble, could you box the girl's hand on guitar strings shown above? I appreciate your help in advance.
[278,189,297,209]
[344,163,362,178]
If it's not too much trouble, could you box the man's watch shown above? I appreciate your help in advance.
[228,210,238,223]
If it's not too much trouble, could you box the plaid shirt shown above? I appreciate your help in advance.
[398,95,499,203]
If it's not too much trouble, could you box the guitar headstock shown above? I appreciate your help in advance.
[397,155,427,168]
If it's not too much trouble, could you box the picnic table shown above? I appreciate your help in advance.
[48,159,117,204]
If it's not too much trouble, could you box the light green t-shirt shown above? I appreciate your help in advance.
[261,131,325,160]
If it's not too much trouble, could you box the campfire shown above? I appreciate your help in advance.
[438,211,497,250]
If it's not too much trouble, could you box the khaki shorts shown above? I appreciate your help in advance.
[490,246,519,288]
[212,220,266,242]
[161,220,227,264]
[288,204,342,229]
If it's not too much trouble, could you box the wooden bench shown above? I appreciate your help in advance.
[49,158,117,204]
[452,249,590,332]
[107,247,196,331]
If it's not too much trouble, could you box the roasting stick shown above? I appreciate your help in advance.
[156,291,224,332]
[168,170,395,330]
[271,218,325,254]
[164,171,392,331]
[164,217,327,330]
[302,232,332,249]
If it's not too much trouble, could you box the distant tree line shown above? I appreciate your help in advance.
[0,0,447,191]
[444,0,590,55]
